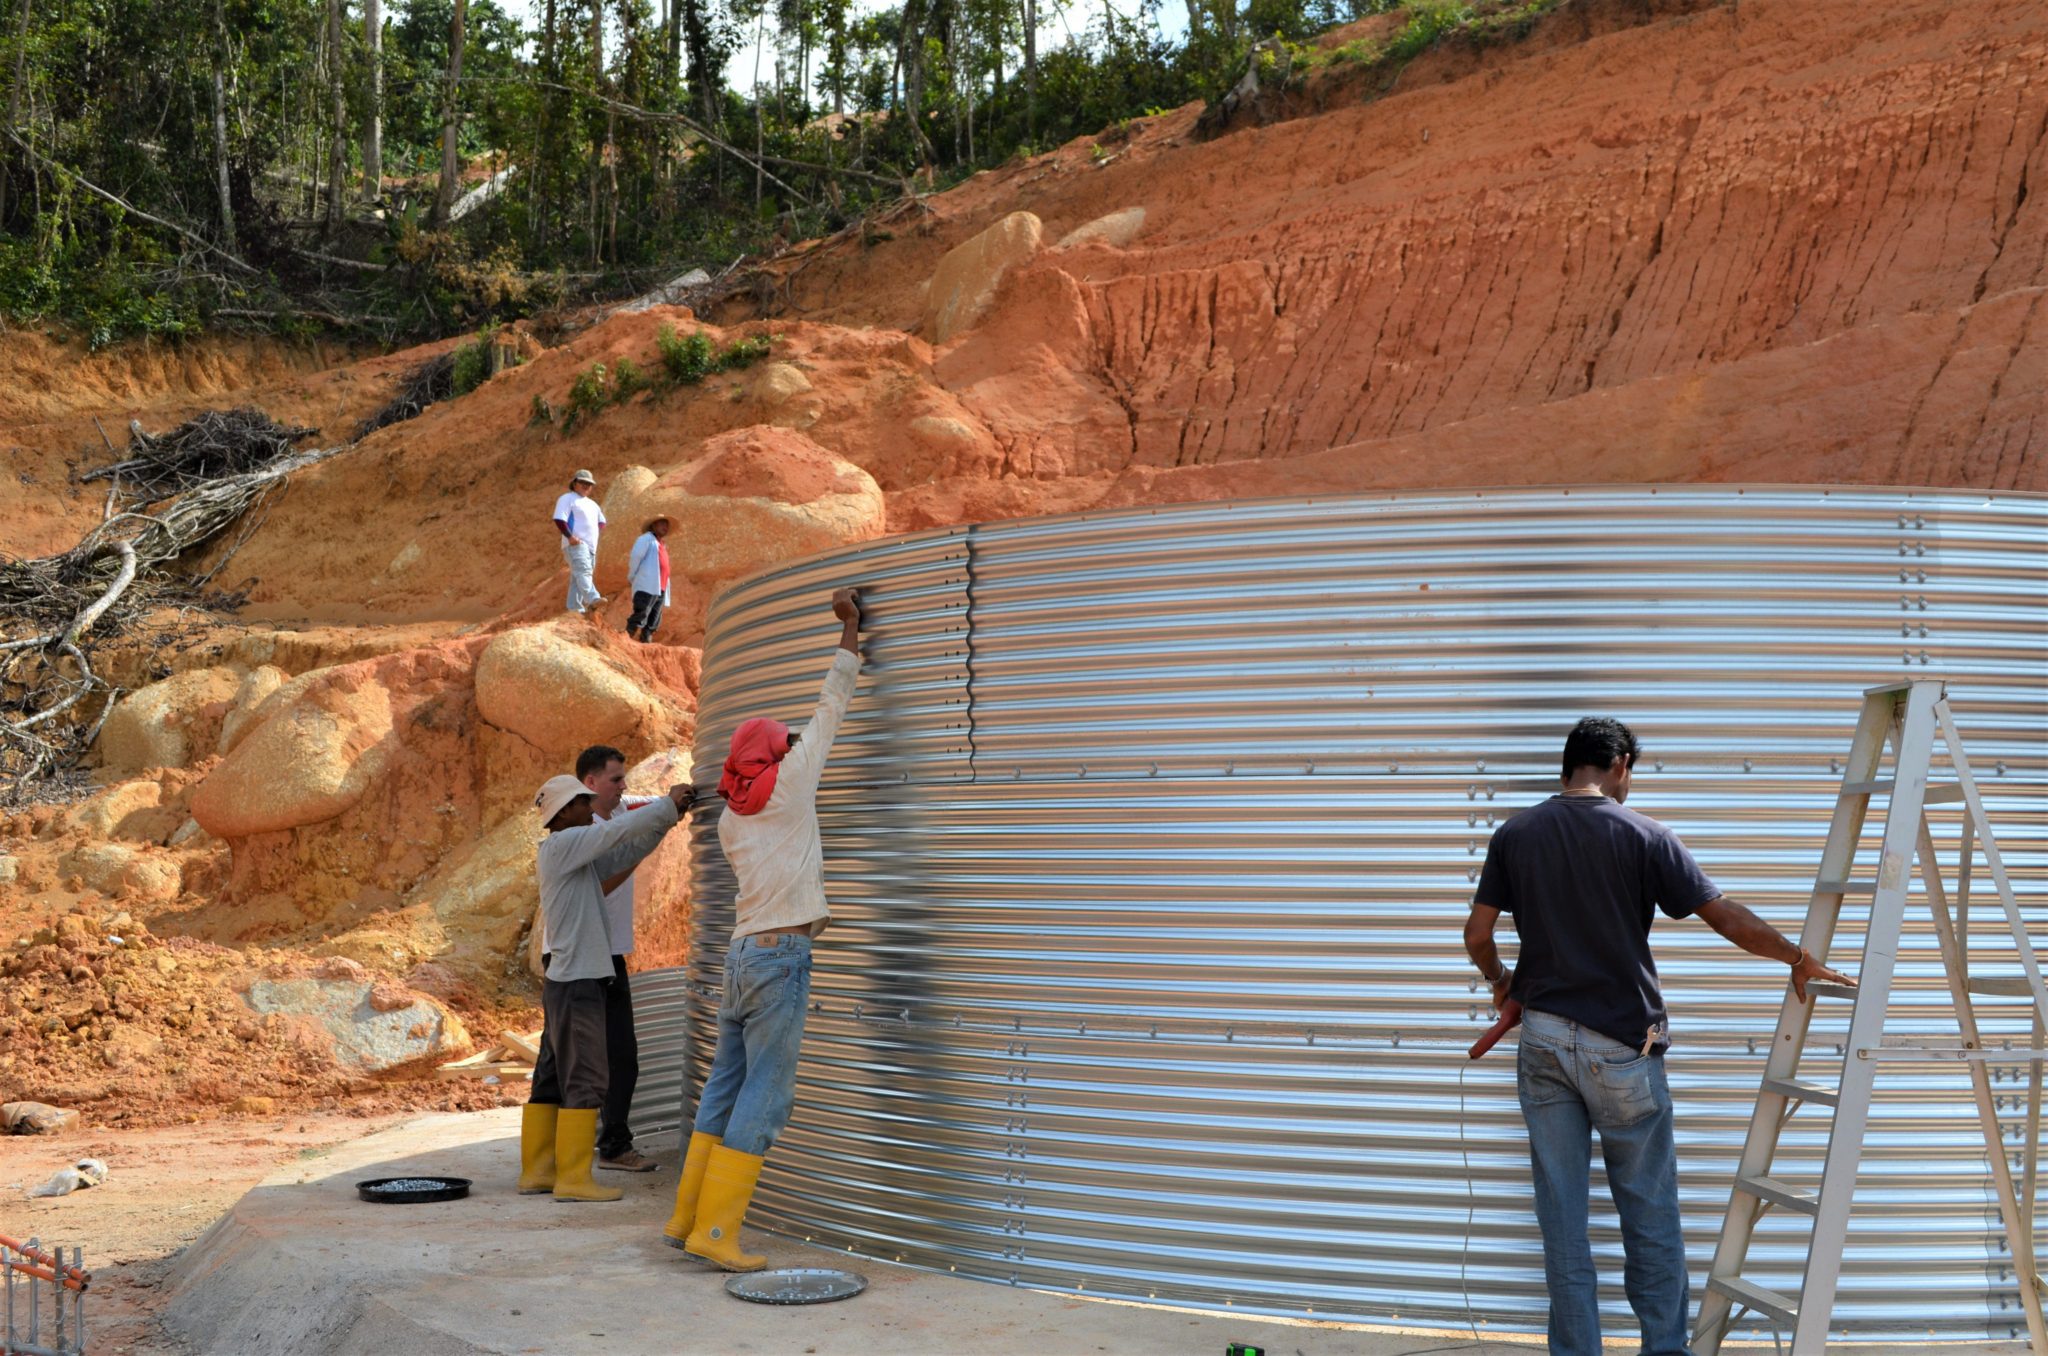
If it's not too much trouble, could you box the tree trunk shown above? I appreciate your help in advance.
[587,0,603,263]
[324,0,346,235]
[681,0,717,127]
[432,0,468,226]
[208,0,236,249]
[1023,0,1036,140]
[0,0,31,227]
[362,0,382,200]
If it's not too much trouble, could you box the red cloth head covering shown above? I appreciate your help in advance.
[719,717,790,815]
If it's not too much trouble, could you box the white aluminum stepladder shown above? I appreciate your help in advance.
[1694,679,2047,1354]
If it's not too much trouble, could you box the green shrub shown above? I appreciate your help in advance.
[656,324,716,383]
[530,393,556,426]
[717,335,773,370]
[613,357,650,400]
[565,363,610,430]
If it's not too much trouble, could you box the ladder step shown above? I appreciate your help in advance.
[1808,981,1858,1000]
[1707,1275,1800,1326]
[1968,976,2046,998]
[1837,779,1966,804]
[1761,1075,1841,1108]
[1813,879,1875,895]
[1735,1173,1821,1216]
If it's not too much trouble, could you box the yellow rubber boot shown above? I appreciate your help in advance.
[551,1108,624,1202]
[684,1146,767,1271]
[517,1103,558,1195]
[661,1132,721,1249]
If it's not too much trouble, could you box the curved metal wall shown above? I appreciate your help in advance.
[678,486,2048,1342]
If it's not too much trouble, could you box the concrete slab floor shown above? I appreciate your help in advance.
[155,1109,2034,1356]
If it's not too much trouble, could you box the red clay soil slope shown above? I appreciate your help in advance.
[16,0,2046,631]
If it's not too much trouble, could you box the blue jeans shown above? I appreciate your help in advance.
[693,933,812,1156]
[1517,1008,1694,1356]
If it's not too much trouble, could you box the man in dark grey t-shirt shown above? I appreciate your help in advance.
[1463,717,1851,1356]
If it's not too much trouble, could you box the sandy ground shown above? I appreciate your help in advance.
[0,1111,406,1353]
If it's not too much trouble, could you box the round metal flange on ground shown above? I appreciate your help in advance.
[355,1176,472,1204]
[725,1268,869,1305]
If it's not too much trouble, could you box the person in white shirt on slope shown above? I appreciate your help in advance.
[552,469,607,615]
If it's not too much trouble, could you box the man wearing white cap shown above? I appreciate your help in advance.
[519,771,693,1203]
[553,469,607,615]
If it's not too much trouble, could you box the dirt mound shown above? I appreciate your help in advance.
[2,0,2041,1126]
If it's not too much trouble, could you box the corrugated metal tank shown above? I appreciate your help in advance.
[652,486,2046,1342]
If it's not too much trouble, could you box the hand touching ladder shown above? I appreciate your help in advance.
[1694,680,2048,1354]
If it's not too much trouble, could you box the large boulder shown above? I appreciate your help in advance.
[216,665,290,755]
[98,667,243,772]
[1056,206,1146,250]
[408,813,543,974]
[924,211,1044,344]
[605,427,885,586]
[190,669,398,838]
[473,626,667,757]
[59,842,183,903]
[241,977,466,1071]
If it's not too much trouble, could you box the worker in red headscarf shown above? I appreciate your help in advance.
[662,586,865,1270]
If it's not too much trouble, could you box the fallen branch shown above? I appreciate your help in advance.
[5,129,261,276]
[291,247,391,273]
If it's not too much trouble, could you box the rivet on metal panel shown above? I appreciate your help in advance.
[1917,596,1927,609]
[1476,760,1486,772]
[1485,785,1496,800]
[1468,812,1478,827]
[1917,569,1927,582]
[1468,840,1478,855]
[1468,866,1479,882]
[1830,759,1841,774]
[1149,763,1159,777]
[1226,762,1236,776]
[1467,785,1477,800]
[1306,760,1315,774]
[1389,763,1400,773]
[1307,1029,1316,1045]
[1743,760,1753,772]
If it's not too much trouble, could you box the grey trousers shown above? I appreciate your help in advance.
[532,973,610,1110]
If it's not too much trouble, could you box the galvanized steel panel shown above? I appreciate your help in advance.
[671,486,2047,1342]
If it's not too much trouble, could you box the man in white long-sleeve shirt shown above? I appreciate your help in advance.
[662,587,864,1269]
[518,772,692,1203]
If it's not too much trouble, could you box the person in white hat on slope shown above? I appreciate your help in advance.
[519,771,693,1203]
[553,470,607,615]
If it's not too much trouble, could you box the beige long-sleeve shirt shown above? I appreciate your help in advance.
[718,648,860,942]
[538,797,681,981]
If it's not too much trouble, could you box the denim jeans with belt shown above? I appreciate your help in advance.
[1517,1007,1695,1356]
[692,933,812,1156]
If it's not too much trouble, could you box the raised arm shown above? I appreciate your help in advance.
[776,589,865,799]
[550,788,689,873]
[1695,895,1855,1001]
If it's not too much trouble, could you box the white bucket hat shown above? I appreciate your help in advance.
[533,774,592,823]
